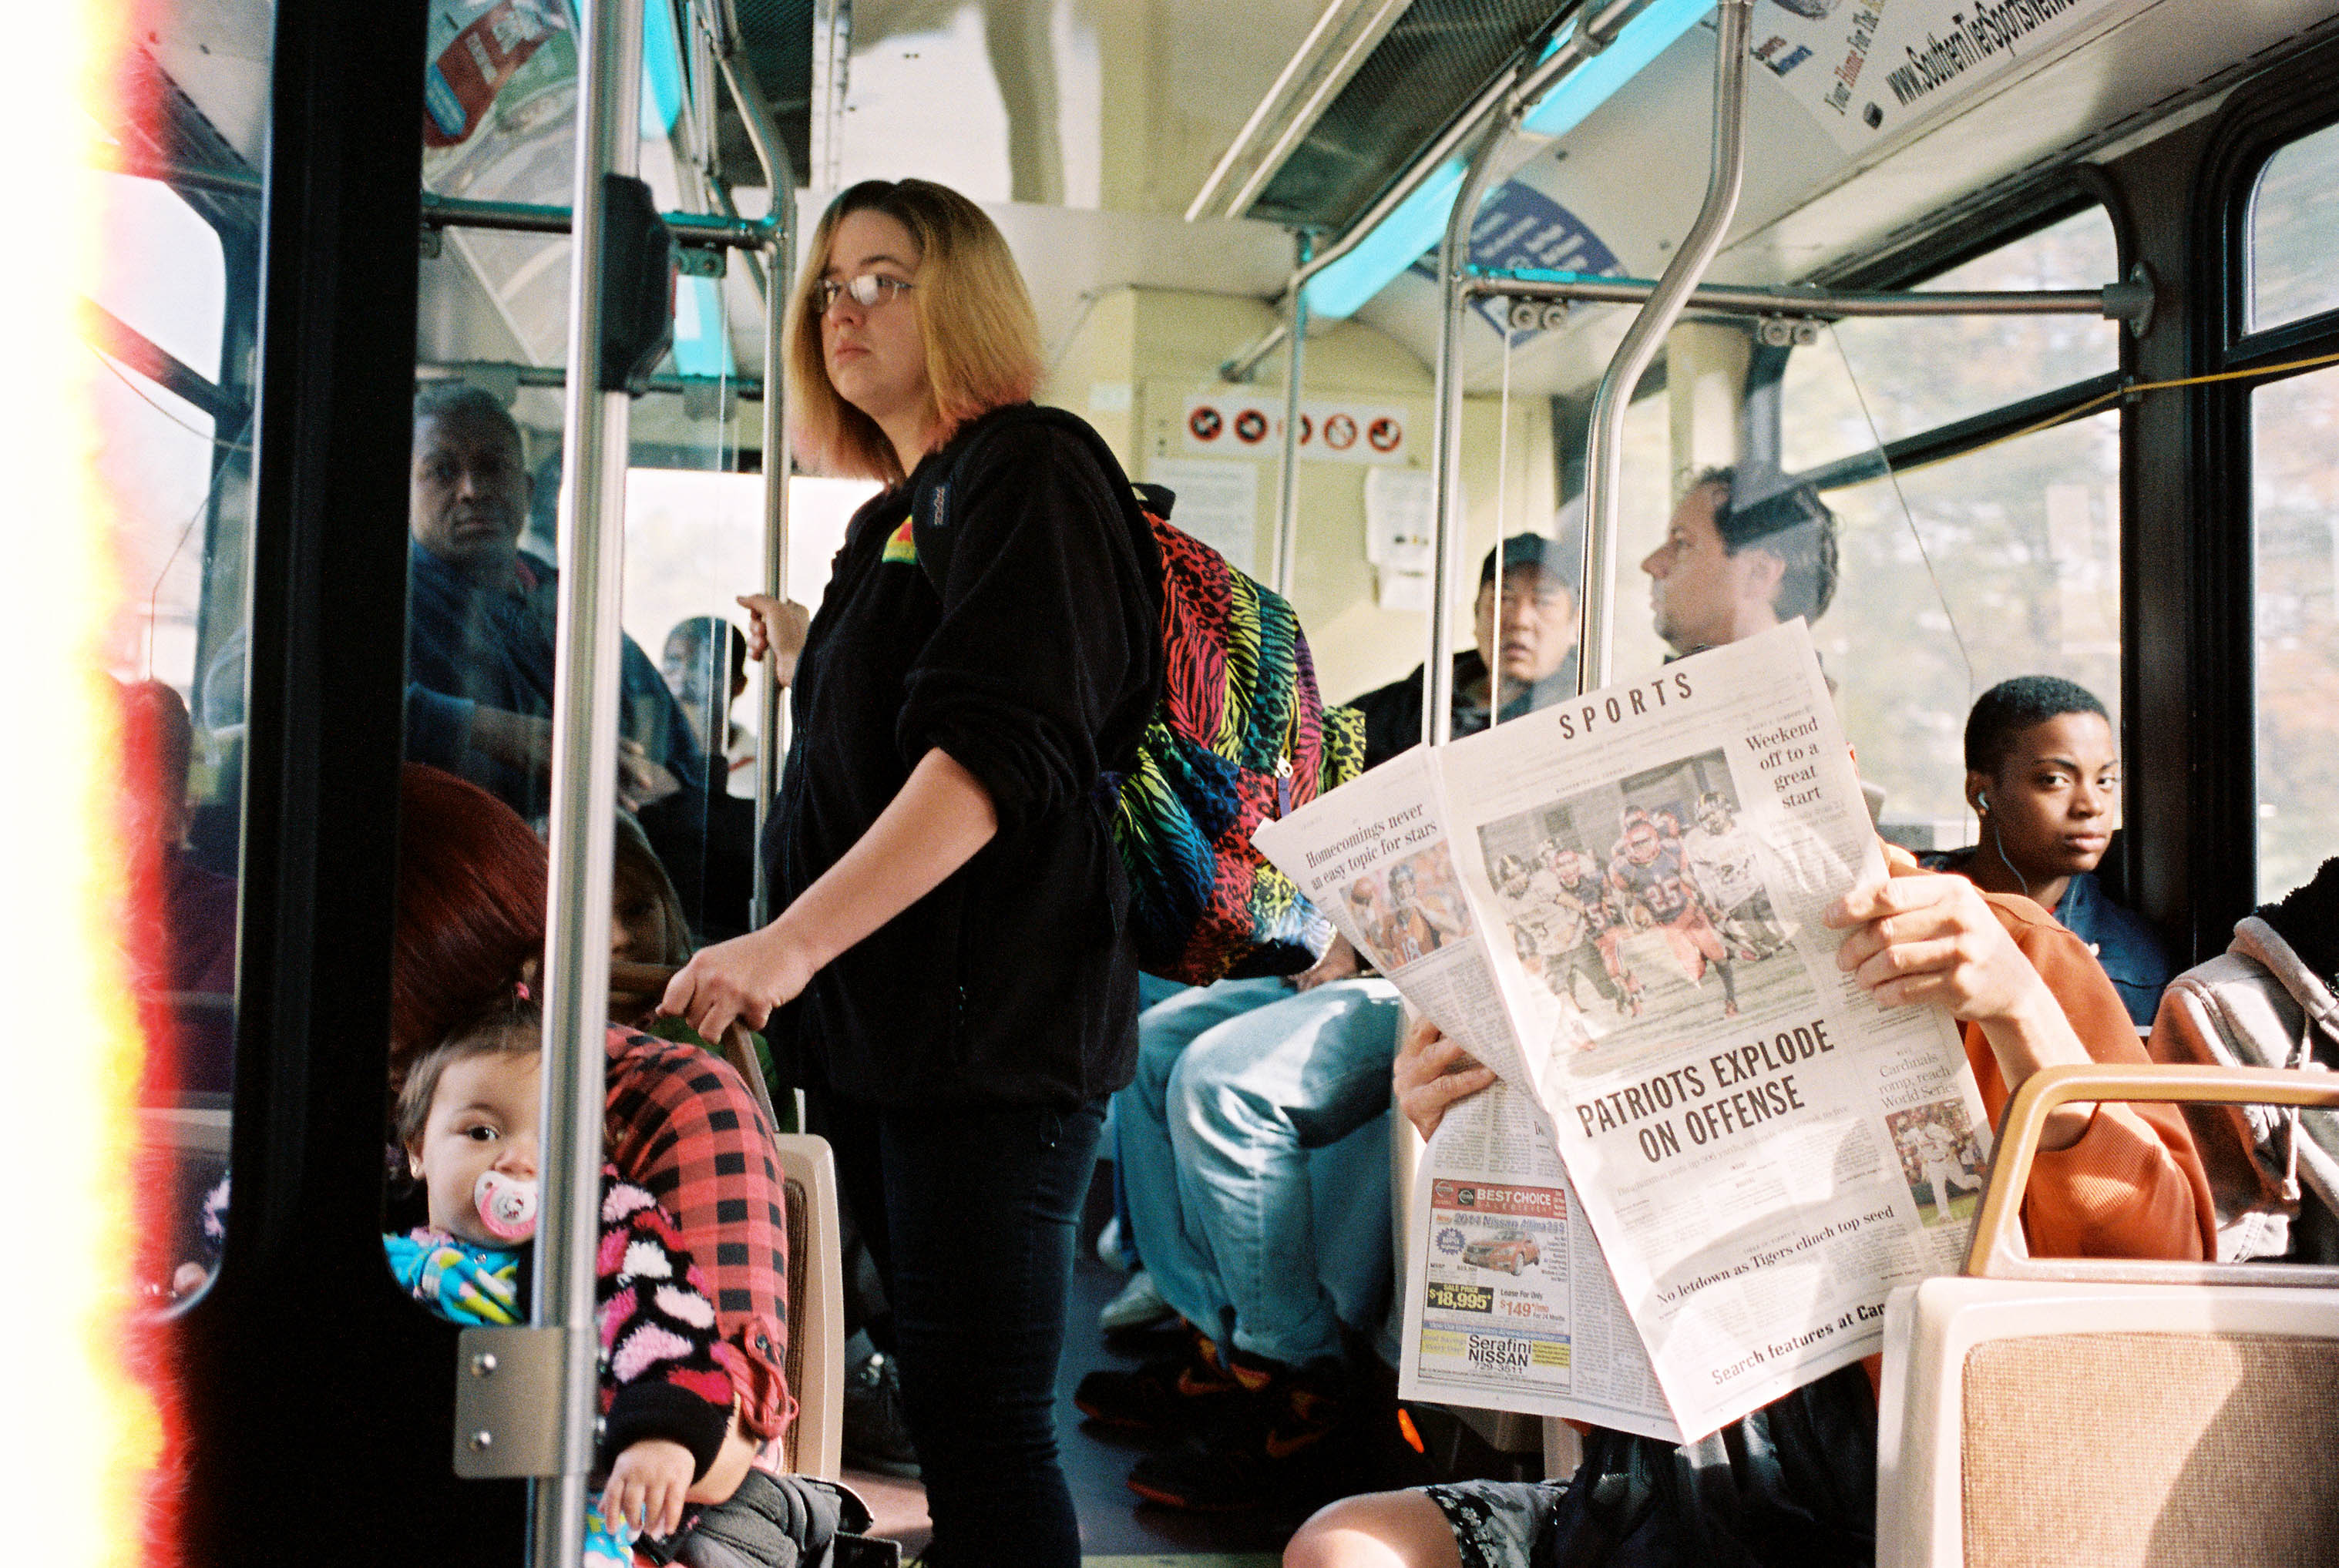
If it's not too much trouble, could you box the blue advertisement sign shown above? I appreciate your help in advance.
[1412,178,1622,340]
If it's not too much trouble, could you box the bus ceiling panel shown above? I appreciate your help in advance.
[1239,0,1578,233]
[828,0,1333,215]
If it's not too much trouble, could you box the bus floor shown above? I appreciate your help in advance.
[841,1242,1308,1566]
[840,1168,1532,1565]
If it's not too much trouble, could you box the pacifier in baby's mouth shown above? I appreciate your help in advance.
[473,1169,539,1242]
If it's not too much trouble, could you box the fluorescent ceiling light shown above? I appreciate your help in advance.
[1522,0,1712,140]
[1302,158,1467,320]
[642,0,685,139]
[1298,0,1714,323]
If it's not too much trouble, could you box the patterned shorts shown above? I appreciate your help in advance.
[1424,1478,1569,1568]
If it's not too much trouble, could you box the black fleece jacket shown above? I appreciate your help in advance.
[763,405,1161,1108]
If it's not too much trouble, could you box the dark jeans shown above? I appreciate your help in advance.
[816,1092,1105,1568]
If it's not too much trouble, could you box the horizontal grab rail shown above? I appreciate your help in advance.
[417,359,765,401]
[420,190,775,249]
[1466,265,2155,323]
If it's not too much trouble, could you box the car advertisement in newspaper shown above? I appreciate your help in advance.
[1405,1079,1679,1439]
[1255,624,1988,1440]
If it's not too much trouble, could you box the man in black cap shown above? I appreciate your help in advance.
[1351,530,1582,770]
[1640,467,1838,656]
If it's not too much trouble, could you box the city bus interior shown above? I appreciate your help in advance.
[95,0,2339,1560]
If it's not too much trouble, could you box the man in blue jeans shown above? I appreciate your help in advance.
[1077,534,1581,1509]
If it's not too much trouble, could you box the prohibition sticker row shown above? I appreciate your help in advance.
[1181,394,1411,464]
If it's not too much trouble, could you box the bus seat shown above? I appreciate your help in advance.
[1878,1274,2339,1567]
[609,964,844,1478]
[1878,1063,2339,1568]
[770,1132,845,1480]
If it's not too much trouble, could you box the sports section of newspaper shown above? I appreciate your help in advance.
[1255,623,1990,1442]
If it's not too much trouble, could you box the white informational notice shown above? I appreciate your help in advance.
[1364,466,1435,573]
[1144,457,1259,576]
[1255,624,1988,1441]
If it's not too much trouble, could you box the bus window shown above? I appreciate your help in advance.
[1777,210,2126,844]
[2247,120,2339,334]
[1782,206,2121,474]
[2250,366,2339,902]
[91,174,229,693]
[93,159,256,1305]
[1816,412,2120,836]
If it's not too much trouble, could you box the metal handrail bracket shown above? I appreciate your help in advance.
[1578,0,1755,695]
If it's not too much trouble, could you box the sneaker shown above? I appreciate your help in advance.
[1096,1215,1126,1269]
[840,1339,920,1479]
[1098,1270,1175,1335]
[1124,1356,1349,1512]
[1074,1325,1239,1434]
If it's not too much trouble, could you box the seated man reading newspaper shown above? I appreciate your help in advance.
[1282,779,2215,1568]
[1275,472,2212,1568]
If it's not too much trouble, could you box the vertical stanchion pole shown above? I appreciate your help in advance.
[534,0,644,1560]
[715,44,798,929]
[1425,123,1510,747]
[1578,0,1753,692]
[751,214,793,928]
[1272,231,1312,597]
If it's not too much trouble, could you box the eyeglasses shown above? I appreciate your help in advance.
[815,273,915,314]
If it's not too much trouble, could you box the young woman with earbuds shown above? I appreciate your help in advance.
[1924,675,2173,1026]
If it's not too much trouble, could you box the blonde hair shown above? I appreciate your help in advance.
[785,179,1045,484]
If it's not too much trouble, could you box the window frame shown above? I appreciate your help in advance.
[2193,62,2339,918]
[1768,190,2132,509]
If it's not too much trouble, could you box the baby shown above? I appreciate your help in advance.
[386,996,735,1563]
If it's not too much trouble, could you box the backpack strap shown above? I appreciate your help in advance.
[905,403,1160,596]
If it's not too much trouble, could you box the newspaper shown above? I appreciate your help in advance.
[1255,623,1988,1441]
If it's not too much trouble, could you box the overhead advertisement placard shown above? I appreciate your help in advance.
[1751,0,2128,153]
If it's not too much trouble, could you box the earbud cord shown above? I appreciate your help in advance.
[1984,809,2033,903]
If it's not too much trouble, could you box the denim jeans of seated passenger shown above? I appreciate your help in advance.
[1105,973,1196,1271]
[814,1092,1104,1568]
[1117,975,1402,1368]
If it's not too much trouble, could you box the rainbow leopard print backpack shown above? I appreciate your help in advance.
[912,403,1363,984]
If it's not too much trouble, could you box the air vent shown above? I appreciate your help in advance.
[1242,0,1578,233]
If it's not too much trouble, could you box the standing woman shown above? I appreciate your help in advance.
[662,179,1161,1568]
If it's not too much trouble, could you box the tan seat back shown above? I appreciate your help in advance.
[1879,1063,2339,1568]
[607,961,842,1479]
